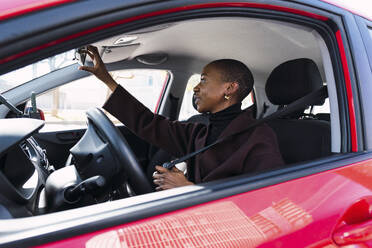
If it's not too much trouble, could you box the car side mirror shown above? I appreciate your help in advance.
[24,107,45,120]
[24,91,45,120]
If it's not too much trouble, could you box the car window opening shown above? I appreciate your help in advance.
[0,15,341,219]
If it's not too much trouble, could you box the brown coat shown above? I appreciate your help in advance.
[103,85,284,183]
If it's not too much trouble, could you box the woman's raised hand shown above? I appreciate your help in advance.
[78,45,118,92]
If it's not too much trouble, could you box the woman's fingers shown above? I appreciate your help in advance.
[80,45,102,65]
[152,165,193,191]
[78,46,105,75]
[152,173,162,179]
[153,179,163,186]
[153,166,166,188]
[155,165,169,173]
[80,49,94,61]
[79,65,94,73]
[76,45,117,90]
[87,45,99,54]
[155,186,164,191]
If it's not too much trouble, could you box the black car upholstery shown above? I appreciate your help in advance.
[265,58,331,164]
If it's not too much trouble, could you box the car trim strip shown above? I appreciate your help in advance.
[335,30,358,152]
[154,72,170,114]
[0,0,77,22]
[0,2,328,65]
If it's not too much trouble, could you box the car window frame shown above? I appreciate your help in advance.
[0,0,356,154]
[354,16,372,70]
[0,2,354,163]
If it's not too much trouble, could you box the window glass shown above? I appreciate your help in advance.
[0,50,75,93]
[178,74,253,121]
[369,27,372,39]
[28,69,168,129]
[179,74,200,120]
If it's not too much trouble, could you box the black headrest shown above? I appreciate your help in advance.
[266,58,323,105]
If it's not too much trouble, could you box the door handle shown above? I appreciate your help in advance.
[332,196,372,246]
[333,219,372,245]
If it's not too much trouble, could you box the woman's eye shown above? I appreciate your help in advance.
[200,78,206,84]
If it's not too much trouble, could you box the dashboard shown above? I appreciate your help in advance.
[0,118,49,218]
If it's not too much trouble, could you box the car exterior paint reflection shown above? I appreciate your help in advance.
[39,160,372,247]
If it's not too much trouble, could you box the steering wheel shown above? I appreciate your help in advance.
[71,108,153,195]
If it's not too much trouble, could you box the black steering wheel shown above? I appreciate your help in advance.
[71,108,153,195]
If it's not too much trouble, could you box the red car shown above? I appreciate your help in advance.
[0,0,371,247]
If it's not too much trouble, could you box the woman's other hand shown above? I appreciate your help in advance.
[78,45,118,91]
[153,166,194,191]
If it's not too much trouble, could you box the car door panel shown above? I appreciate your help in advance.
[36,157,372,248]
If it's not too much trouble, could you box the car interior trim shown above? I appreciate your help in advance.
[335,30,358,152]
[154,72,170,114]
[312,30,341,152]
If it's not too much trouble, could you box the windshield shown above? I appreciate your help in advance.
[0,50,75,93]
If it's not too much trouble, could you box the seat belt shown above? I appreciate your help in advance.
[162,86,328,169]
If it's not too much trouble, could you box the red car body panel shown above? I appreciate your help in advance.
[0,0,77,21]
[39,160,372,248]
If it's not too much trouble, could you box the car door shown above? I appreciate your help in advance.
[0,0,371,248]
[39,2,371,247]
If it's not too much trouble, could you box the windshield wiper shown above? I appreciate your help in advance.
[0,93,24,117]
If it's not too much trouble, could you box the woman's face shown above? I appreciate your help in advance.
[193,64,229,113]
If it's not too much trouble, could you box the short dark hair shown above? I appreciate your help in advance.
[209,59,254,101]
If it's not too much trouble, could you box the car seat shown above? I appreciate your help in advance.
[265,58,331,164]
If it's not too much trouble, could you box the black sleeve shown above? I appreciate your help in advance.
[103,85,199,157]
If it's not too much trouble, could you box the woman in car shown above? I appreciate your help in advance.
[80,46,284,191]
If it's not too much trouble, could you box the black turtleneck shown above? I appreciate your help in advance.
[206,103,242,145]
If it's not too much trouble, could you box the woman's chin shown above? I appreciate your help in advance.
[196,105,205,113]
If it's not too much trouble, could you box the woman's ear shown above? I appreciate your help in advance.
[225,82,239,97]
